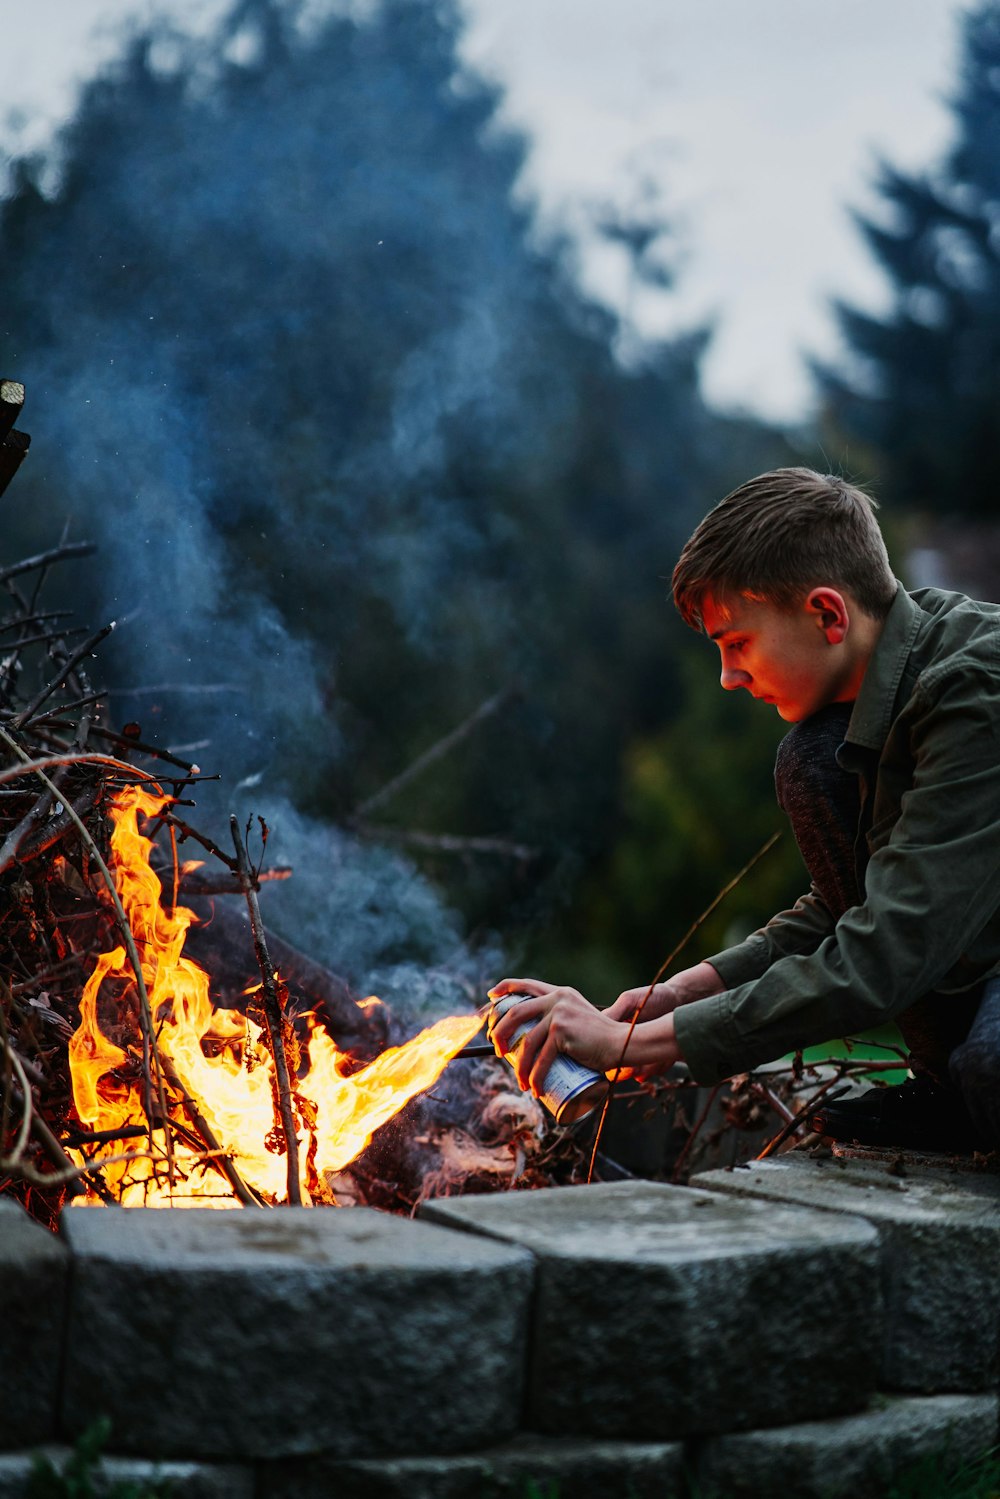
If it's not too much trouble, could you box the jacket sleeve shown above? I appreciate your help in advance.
[676,665,1000,1083]
[706,887,837,989]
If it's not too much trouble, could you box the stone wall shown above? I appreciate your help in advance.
[1,1158,998,1498]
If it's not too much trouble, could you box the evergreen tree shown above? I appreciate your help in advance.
[815,1,1000,518]
[0,0,790,955]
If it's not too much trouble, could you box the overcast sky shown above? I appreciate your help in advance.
[1,0,967,424]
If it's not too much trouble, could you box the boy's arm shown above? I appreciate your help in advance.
[704,887,837,990]
[606,890,838,1025]
[674,669,1000,1083]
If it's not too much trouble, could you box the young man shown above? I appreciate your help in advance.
[491,468,1000,1153]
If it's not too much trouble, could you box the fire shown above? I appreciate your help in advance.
[68,786,482,1206]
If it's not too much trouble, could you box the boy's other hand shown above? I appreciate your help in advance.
[606,961,726,1024]
[605,982,680,1024]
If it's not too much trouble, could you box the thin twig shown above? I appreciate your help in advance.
[355,825,536,860]
[53,721,204,775]
[0,752,159,789]
[28,693,107,727]
[230,815,302,1205]
[670,1085,721,1183]
[154,1050,267,1208]
[14,621,115,727]
[102,682,241,698]
[755,1079,855,1161]
[164,812,239,872]
[165,868,293,898]
[587,829,783,1183]
[758,1082,796,1125]
[0,627,90,652]
[0,542,96,587]
[0,994,113,1201]
[0,610,74,635]
[0,1008,30,1165]
[0,723,176,1184]
[0,786,101,874]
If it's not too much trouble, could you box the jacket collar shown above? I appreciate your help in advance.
[845,583,922,751]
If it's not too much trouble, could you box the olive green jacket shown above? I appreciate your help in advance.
[674,583,1000,1084]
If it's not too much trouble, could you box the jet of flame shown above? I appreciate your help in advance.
[68,786,482,1206]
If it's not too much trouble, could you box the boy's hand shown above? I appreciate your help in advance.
[606,961,726,1024]
[488,977,681,1094]
[605,981,680,1024]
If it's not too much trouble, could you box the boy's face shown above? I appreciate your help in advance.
[700,590,860,723]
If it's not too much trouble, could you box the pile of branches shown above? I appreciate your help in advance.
[0,535,586,1222]
[0,533,262,1218]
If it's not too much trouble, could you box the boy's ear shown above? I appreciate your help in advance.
[805,586,849,644]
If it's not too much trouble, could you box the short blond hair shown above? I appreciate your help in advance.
[672,468,896,630]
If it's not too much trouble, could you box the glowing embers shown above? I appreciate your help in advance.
[67,786,481,1206]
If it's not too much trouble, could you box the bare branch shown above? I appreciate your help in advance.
[0,542,96,587]
[353,686,514,820]
[230,814,302,1206]
[14,621,116,727]
[355,824,537,861]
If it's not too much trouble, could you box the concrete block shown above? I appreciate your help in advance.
[696,1393,999,1499]
[0,1200,69,1446]
[59,1206,534,1461]
[260,1437,685,1499]
[695,1154,1000,1391]
[0,1449,252,1498]
[420,1180,881,1440]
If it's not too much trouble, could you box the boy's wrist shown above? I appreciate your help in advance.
[671,961,726,1004]
[619,1011,680,1074]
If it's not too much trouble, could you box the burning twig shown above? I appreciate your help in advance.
[230,814,302,1206]
[154,1049,267,1209]
[0,723,175,1180]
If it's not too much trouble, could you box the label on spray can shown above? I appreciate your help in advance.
[487,993,609,1125]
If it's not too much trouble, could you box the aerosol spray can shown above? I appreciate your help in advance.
[486,994,609,1125]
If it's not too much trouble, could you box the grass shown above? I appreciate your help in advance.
[797,1022,910,1084]
[26,1420,174,1499]
[883,1446,1000,1499]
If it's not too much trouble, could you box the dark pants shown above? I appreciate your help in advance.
[775,704,1000,1148]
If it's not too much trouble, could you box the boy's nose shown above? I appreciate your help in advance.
[720,665,752,692]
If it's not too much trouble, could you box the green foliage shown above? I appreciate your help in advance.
[815,1,1000,519]
[884,1445,1000,1499]
[27,1419,173,1499]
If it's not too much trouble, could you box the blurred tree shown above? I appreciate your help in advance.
[0,0,792,954]
[814,1,1000,518]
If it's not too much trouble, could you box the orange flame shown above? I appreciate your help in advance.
[68,786,482,1205]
